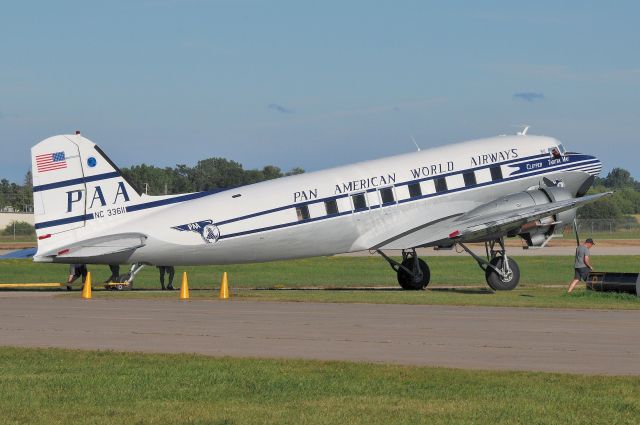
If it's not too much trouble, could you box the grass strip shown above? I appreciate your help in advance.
[1,346,639,425]
[1,256,638,289]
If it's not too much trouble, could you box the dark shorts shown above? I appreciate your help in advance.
[69,264,87,278]
[574,267,590,281]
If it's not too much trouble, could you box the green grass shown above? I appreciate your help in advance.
[0,235,35,243]
[1,256,639,288]
[2,256,640,309]
[235,286,640,309]
[72,286,640,310]
[0,347,638,425]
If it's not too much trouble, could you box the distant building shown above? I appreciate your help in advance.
[0,212,35,228]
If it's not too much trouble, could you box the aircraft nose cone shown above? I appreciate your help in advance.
[574,153,602,177]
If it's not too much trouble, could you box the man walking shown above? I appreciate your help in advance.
[67,264,88,291]
[567,238,595,293]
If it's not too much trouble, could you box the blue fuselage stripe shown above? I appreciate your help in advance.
[34,214,95,230]
[32,172,121,192]
[33,154,599,231]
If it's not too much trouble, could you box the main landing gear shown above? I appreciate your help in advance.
[456,238,520,290]
[377,248,430,290]
[104,263,145,291]
[377,238,519,291]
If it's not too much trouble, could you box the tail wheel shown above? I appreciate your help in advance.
[485,257,520,291]
[397,258,431,290]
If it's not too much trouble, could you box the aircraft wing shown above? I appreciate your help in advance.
[376,192,612,250]
[448,192,611,242]
[38,233,147,259]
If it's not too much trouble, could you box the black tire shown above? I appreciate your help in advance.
[485,257,520,291]
[397,258,431,290]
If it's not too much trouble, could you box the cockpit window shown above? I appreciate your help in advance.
[557,144,566,154]
[548,146,562,159]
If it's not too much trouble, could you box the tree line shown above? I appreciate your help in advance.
[1,161,638,221]
[120,159,305,196]
[0,172,32,213]
[578,168,640,221]
[0,159,304,212]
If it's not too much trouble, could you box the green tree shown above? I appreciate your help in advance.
[603,168,637,189]
[191,158,246,191]
[285,167,305,176]
[121,164,176,195]
[261,165,283,181]
[171,165,195,193]
[2,221,35,236]
[577,195,623,220]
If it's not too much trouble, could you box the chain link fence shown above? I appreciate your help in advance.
[0,220,35,241]
[556,218,640,239]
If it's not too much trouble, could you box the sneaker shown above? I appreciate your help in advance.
[166,285,174,291]
[66,285,72,291]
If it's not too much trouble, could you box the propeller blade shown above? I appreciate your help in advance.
[542,177,555,187]
[576,175,595,197]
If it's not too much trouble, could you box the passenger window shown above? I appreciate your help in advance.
[324,199,338,215]
[408,183,422,198]
[434,177,447,193]
[490,166,503,181]
[379,187,395,205]
[463,171,477,187]
[351,193,368,211]
[295,205,310,221]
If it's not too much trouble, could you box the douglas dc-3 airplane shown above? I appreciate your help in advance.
[31,131,609,290]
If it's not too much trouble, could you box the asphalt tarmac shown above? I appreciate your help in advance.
[1,294,639,375]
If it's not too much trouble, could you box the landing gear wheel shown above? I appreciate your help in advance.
[485,257,520,291]
[117,274,133,290]
[397,258,431,290]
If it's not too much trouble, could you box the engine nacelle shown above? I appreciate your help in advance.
[519,187,577,247]
[464,187,577,247]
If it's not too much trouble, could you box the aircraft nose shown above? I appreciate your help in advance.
[574,153,602,177]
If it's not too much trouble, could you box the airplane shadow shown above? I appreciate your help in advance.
[254,286,495,294]
[253,287,405,292]
[429,287,495,295]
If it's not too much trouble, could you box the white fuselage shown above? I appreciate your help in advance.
[34,135,601,265]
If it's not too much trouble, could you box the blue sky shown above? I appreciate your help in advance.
[1,1,638,183]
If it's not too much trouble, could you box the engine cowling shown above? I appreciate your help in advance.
[464,187,577,247]
[519,187,576,247]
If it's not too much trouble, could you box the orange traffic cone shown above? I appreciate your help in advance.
[179,272,189,300]
[81,272,92,299]
[219,272,229,300]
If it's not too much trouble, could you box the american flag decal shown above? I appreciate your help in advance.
[36,151,67,173]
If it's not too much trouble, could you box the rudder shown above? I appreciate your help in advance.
[31,133,142,241]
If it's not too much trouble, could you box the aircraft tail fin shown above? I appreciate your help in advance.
[31,133,143,244]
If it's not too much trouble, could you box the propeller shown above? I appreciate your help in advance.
[576,175,595,198]
[542,177,555,188]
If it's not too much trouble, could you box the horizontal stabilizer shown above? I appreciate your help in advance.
[40,233,146,259]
